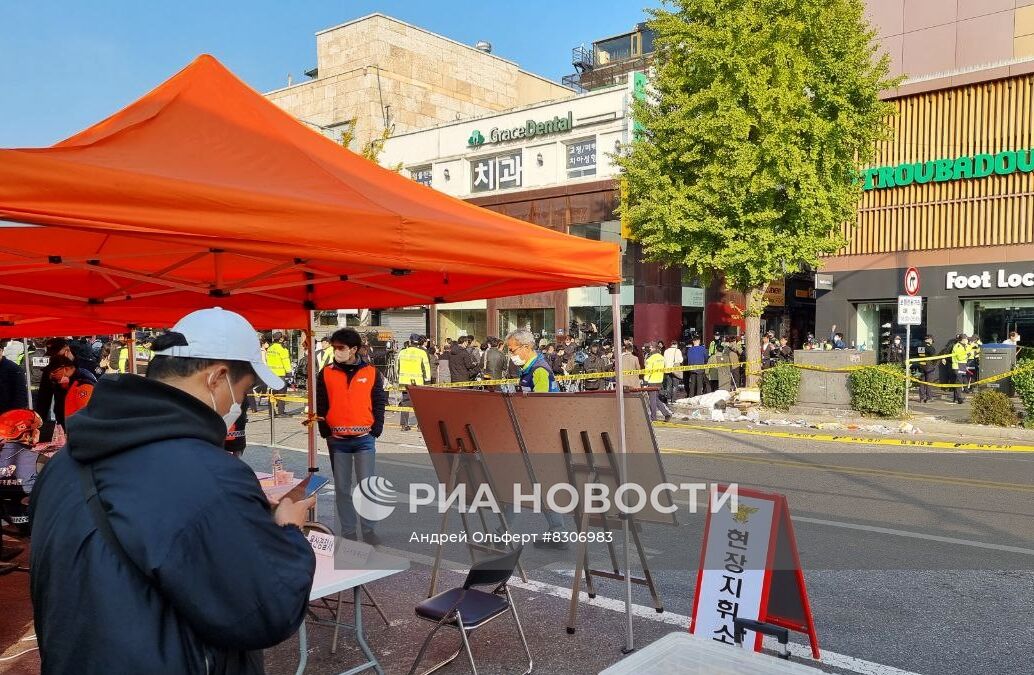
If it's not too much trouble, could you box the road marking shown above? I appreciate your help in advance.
[661,447,1034,493]
[791,516,1034,557]
[377,544,922,675]
[656,420,1034,452]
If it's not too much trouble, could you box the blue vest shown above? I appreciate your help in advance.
[518,353,560,392]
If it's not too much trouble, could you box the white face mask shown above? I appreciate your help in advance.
[209,373,241,431]
[510,353,526,367]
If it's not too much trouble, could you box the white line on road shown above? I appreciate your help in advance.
[377,545,922,675]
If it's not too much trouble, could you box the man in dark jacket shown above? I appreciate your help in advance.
[483,337,508,386]
[448,335,480,384]
[0,339,28,414]
[33,338,76,432]
[29,308,315,675]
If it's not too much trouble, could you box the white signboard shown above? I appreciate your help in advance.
[897,295,922,326]
[307,531,336,558]
[691,494,775,649]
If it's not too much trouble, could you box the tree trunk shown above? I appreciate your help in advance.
[744,286,768,388]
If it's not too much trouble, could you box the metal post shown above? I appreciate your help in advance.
[610,283,634,654]
[904,323,911,414]
[126,333,138,375]
[269,392,276,446]
[306,310,318,474]
[22,338,32,408]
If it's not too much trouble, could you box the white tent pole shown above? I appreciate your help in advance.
[22,338,32,408]
[306,310,318,474]
[610,283,634,653]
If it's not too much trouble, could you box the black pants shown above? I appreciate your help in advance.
[685,370,710,397]
[953,369,967,403]
[400,390,416,428]
[918,368,936,402]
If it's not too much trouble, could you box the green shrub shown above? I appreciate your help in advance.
[848,365,905,417]
[761,363,800,410]
[969,389,1019,427]
[1013,360,1034,426]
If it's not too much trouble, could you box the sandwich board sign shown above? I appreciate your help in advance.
[690,487,820,659]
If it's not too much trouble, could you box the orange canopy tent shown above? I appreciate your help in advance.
[0,56,638,650]
[0,54,619,338]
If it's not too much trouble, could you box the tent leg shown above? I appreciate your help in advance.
[306,310,318,475]
[610,283,634,654]
[126,333,138,375]
[22,338,32,408]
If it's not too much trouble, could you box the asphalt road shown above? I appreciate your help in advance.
[249,406,1034,675]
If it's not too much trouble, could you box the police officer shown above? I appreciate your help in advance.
[315,328,387,543]
[397,334,430,431]
[915,335,942,403]
[644,345,673,422]
[950,335,970,404]
[263,332,292,415]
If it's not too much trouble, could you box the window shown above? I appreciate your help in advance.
[410,165,432,187]
[566,138,597,179]
[470,152,522,193]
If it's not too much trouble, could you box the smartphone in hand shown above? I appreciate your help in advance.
[281,474,331,503]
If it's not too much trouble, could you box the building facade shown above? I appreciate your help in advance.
[379,79,702,344]
[266,14,572,150]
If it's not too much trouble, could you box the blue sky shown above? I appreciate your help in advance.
[0,1,657,147]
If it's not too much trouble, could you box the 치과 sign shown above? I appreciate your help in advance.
[861,148,1034,191]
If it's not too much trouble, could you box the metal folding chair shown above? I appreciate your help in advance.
[408,546,532,675]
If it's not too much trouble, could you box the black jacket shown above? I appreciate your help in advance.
[29,375,314,674]
[448,343,479,383]
[0,356,28,414]
[484,348,507,380]
[314,360,387,439]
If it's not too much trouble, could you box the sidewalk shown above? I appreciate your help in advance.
[669,394,1034,446]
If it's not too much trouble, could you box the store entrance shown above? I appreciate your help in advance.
[970,299,1034,343]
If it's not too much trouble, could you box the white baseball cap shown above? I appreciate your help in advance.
[152,307,284,389]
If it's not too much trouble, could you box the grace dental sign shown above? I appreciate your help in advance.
[468,111,573,148]
[946,269,1034,290]
[862,148,1034,190]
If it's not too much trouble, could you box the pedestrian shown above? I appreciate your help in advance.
[29,307,315,674]
[316,328,387,543]
[620,343,642,390]
[316,335,333,370]
[263,332,292,415]
[662,339,683,401]
[884,335,905,366]
[684,336,710,397]
[707,331,723,356]
[33,338,77,434]
[915,335,942,403]
[45,354,97,421]
[505,329,560,393]
[714,340,736,392]
[951,335,970,404]
[0,409,42,540]
[724,336,743,388]
[830,325,846,350]
[644,345,673,422]
[966,335,981,391]
[397,333,431,431]
[776,336,794,363]
[1003,331,1021,345]
[580,342,606,392]
[448,335,480,385]
[0,339,28,414]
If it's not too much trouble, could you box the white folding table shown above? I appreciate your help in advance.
[296,549,409,675]
[600,632,824,675]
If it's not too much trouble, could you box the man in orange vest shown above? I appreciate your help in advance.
[315,328,387,544]
[46,355,97,422]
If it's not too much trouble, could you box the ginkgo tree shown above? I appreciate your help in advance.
[618,0,898,385]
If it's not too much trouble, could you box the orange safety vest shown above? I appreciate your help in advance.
[324,364,376,437]
[225,424,245,442]
[64,380,94,418]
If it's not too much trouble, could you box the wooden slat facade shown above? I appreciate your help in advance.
[843,74,1034,256]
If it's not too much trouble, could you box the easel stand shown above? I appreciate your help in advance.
[562,429,663,634]
[428,420,527,597]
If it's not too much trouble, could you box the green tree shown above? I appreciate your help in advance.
[618,0,899,385]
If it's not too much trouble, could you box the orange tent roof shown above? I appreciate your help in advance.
[0,55,620,337]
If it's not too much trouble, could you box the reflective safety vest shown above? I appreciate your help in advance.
[316,347,333,370]
[118,348,129,373]
[266,343,291,377]
[64,379,94,418]
[397,347,430,385]
[225,425,246,441]
[324,364,376,436]
[951,343,970,370]
[644,353,665,385]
